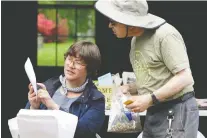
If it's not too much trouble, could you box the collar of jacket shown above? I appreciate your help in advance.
[50,75,104,104]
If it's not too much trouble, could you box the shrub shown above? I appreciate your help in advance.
[37,13,69,43]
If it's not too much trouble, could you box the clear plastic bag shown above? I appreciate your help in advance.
[107,86,142,133]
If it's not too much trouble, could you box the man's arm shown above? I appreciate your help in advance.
[153,68,194,101]
[126,68,194,112]
[155,33,194,101]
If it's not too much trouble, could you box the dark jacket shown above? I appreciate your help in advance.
[25,76,105,138]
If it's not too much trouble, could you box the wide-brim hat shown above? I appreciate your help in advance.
[95,0,166,29]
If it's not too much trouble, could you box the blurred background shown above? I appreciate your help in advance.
[37,1,96,66]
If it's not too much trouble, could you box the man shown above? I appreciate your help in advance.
[95,0,199,138]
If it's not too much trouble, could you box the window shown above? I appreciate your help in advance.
[37,1,96,66]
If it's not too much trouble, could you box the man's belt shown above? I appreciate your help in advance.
[147,91,195,114]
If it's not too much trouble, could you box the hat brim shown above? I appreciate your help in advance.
[95,0,166,29]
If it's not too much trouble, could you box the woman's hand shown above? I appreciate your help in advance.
[28,83,41,109]
[37,83,59,110]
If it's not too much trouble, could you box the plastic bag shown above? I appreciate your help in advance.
[107,86,142,133]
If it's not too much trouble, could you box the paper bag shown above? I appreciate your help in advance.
[17,109,78,138]
[8,117,19,138]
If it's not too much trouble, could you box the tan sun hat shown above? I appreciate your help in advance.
[95,0,166,29]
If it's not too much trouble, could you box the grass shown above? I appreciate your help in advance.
[37,39,75,66]
[37,37,95,66]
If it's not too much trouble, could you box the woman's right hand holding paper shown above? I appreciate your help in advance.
[28,83,41,109]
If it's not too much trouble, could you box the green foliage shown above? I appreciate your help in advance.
[38,1,95,5]
[77,9,95,36]
[38,8,95,37]
[38,1,56,5]
[56,1,95,5]
[38,9,56,21]
[58,9,76,36]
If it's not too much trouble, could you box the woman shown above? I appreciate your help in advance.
[25,40,105,138]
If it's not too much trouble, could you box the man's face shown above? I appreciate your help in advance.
[108,19,127,38]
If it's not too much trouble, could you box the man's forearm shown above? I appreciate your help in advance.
[154,68,194,101]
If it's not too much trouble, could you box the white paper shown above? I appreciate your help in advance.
[112,73,122,86]
[98,73,113,86]
[17,109,78,138]
[122,72,136,85]
[24,57,38,97]
[8,117,19,138]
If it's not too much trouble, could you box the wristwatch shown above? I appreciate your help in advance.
[151,93,160,105]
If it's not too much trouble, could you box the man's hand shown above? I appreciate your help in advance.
[126,94,153,112]
[28,83,41,109]
[37,83,59,110]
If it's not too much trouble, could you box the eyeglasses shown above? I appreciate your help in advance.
[66,56,86,69]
